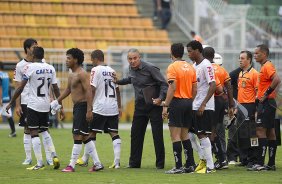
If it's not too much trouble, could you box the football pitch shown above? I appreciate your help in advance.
[0,127,281,184]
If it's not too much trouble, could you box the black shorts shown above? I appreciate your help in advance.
[192,110,213,134]
[168,98,193,128]
[213,96,226,127]
[90,113,119,133]
[256,98,276,129]
[238,103,257,148]
[73,102,90,135]
[19,104,27,127]
[26,108,49,129]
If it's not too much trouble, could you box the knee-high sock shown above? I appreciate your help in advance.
[182,139,195,167]
[70,140,83,168]
[268,140,277,166]
[257,138,268,166]
[31,136,43,166]
[41,131,57,157]
[8,117,16,133]
[200,137,214,169]
[82,137,96,162]
[23,133,32,160]
[189,132,204,160]
[173,141,182,169]
[112,135,121,165]
[83,138,100,165]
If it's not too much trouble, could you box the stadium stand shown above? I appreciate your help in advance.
[0,0,170,63]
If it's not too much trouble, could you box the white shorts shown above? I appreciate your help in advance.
[0,103,12,118]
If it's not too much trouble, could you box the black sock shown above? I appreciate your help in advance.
[214,136,225,163]
[182,139,195,167]
[8,117,15,133]
[268,140,277,166]
[172,141,182,169]
[257,138,268,166]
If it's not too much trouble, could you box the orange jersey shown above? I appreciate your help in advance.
[238,67,258,103]
[167,61,197,98]
[212,63,229,96]
[257,61,277,99]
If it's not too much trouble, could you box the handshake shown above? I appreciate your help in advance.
[50,100,62,115]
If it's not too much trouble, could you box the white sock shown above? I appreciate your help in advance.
[31,136,43,166]
[189,132,204,160]
[41,131,57,157]
[23,134,32,160]
[81,145,89,163]
[200,137,214,169]
[81,140,96,162]
[70,144,82,168]
[113,138,121,165]
[85,140,100,165]
[42,134,51,162]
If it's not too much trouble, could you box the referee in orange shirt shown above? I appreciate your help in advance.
[237,50,258,168]
[154,43,197,174]
[248,44,281,171]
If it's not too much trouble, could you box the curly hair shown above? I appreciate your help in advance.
[66,48,84,65]
[186,40,203,53]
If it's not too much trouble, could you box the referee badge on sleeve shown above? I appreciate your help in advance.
[250,137,258,147]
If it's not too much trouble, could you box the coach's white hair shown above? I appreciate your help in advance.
[128,48,140,55]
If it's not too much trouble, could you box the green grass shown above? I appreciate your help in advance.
[0,128,282,184]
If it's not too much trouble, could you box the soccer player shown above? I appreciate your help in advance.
[187,40,216,173]
[248,44,281,171]
[236,50,258,168]
[6,46,62,170]
[0,62,16,137]
[77,50,122,168]
[155,43,196,174]
[54,48,103,172]
[202,47,234,170]
[89,49,122,169]
[14,38,56,166]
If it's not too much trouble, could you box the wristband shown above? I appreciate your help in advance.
[264,87,274,97]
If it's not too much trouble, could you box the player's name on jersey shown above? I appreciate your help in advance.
[102,71,114,77]
[35,69,53,74]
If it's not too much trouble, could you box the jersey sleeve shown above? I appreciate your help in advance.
[265,63,276,80]
[253,71,259,90]
[192,67,197,84]
[204,64,215,84]
[22,65,32,81]
[215,74,221,87]
[13,64,22,82]
[223,69,231,83]
[90,67,98,87]
[167,64,176,81]
[51,65,58,84]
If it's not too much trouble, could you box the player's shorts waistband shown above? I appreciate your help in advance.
[73,101,87,109]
